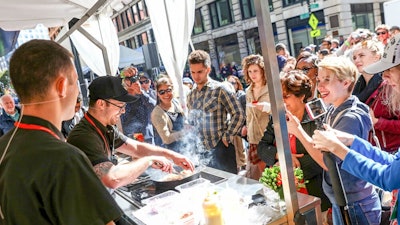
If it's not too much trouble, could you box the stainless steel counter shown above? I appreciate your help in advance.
[114,166,321,225]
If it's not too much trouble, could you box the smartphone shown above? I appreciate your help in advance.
[305,98,327,120]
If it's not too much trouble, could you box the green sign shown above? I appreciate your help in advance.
[308,13,319,30]
[310,29,321,37]
[310,3,319,9]
[300,13,309,20]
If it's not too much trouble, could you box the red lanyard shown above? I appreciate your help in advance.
[14,122,60,140]
[84,113,110,157]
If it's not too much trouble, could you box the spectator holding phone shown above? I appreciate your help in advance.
[258,71,331,222]
[286,56,381,224]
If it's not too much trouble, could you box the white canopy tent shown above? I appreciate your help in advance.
[146,0,195,108]
[119,45,144,68]
[0,0,99,31]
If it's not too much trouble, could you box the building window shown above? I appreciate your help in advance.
[282,0,302,7]
[209,0,233,29]
[121,11,128,29]
[138,1,148,20]
[351,4,374,31]
[149,29,155,43]
[193,8,205,35]
[240,0,256,19]
[330,15,339,28]
[141,32,148,45]
[112,18,119,33]
[126,8,134,26]
[133,4,140,23]
[116,15,123,32]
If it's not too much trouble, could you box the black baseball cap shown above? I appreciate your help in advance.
[89,76,138,103]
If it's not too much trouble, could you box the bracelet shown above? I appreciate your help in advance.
[344,40,350,47]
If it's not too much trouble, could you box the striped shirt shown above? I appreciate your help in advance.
[187,78,245,149]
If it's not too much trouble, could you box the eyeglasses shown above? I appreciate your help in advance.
[299,67,317,74]
[140,79,150,84]
[376,31,387,36]
[158,88,173,95]
[102,99,126,113]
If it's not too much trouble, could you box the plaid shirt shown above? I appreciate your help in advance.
[187,79,245,149]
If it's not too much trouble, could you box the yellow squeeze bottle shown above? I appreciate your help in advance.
[202,193,224,225]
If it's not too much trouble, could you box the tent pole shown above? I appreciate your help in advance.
[254,0,299,224]
[56,0,108,44]
[76,27,111,75]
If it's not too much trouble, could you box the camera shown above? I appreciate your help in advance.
[305,98,327,120]
[125,75,139,83]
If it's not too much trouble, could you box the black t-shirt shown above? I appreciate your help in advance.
[0,116,122,225]
[68,113,127,166]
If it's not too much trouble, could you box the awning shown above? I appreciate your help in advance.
[119,45,145,68]
[0,0,98,31]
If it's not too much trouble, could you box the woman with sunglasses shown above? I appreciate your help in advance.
[295,51,319,99]
[151,75,189,153]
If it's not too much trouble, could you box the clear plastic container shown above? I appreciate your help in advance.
[175,178,211,192]
[141,190,179,213]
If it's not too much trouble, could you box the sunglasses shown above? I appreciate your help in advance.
[102,99,126,113]
[158,88,173,95]
[229,81,237,85]
[140,79,150,84]
[376,31,387,36]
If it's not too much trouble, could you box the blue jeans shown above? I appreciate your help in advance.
[332,194,381,225]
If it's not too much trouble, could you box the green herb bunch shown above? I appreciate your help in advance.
[259,165,308,198]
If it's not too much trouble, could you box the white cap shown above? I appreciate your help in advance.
[364,33,400,74]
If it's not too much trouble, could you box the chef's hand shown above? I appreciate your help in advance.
[150,156,174,173]
[171,155,195,172]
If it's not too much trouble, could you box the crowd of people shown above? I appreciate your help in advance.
[1,22,400,225]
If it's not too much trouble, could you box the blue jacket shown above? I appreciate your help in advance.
[343,136,400,221]
[322,96,376,204]
[0,107,20,137]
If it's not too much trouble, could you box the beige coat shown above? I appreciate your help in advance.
[245,84,270,144]
[151,102,185,145]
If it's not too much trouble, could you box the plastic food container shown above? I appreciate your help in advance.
[175,178,211,192]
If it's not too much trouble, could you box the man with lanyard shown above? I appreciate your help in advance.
[67,76,194,189]
[187,50,245,174]
[0,40,122,225]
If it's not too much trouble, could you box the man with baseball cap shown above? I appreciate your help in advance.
[67,76,194,189]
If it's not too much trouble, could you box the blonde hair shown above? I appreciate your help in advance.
[318,56,358,93]
[352,40,384,59]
